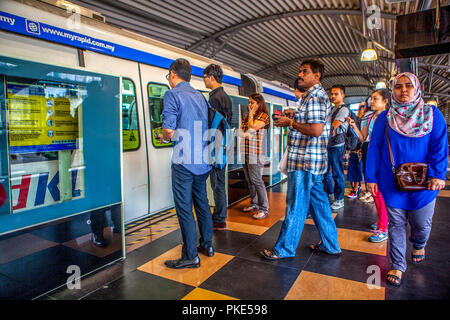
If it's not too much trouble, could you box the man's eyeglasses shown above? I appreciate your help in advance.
[165,73,170,80]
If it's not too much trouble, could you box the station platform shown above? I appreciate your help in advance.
[39,178,450,300]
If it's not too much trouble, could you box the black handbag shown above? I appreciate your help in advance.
[385,125,430,191]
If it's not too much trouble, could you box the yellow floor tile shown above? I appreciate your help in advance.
[337,228,387,256]
[137,245,234,287]
[225,221,268,235]
[437,189,450,198]
[182,288,238,300]
[284,271,385,300]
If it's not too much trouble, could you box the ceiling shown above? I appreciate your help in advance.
[68,0,449,106]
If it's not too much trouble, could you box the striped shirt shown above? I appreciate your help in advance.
[240,112,270,156]
[286,83,331,175]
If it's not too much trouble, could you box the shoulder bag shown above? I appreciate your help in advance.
[385,125,429,191]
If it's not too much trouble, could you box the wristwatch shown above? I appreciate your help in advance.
[289,119,294,129]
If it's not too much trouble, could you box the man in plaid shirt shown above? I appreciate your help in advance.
[261,60,341,260]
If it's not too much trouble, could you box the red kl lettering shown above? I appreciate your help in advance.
[12,174,31,210]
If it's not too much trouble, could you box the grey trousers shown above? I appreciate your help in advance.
[242,162,269,213]
[385,199,436,272]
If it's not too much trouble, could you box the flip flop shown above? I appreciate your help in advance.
[260,249,293,261]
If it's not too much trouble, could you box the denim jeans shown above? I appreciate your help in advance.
[385,199,436,272]
[242,161,269,213]
[210,165,228,223]
[273,169,341,257]
[171,164,213,260]
[323,146,345,201]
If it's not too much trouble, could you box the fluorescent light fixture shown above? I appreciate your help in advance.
[375,81,386,89]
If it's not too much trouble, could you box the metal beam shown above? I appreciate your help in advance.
[186,9,396,51]
[419,67,450,85]
[254,53,395,75]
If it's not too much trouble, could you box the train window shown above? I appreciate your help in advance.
[147,82,171,148]
[122,79,140,151]
[6,76,85,213]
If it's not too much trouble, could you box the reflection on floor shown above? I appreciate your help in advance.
[41,179,450,300]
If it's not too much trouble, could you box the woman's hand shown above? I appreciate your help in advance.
[345,116,356,128]
[248,104,258,117]
[367,182,379,196]
[428,178,446,191]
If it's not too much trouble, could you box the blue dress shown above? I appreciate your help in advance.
[365,106,448,210]
[347,152,363,182]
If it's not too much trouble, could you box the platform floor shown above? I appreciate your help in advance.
[41,179,450,300]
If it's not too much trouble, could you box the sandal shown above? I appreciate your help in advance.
[412,248,425,264]
[386,271,403,287]
[260,249,293,261]
[243,205,257,212]
[252,211,269,220]
[309,242,341,255]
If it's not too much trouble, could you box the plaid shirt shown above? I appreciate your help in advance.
[240,112,270,155]
[287,83,331,175]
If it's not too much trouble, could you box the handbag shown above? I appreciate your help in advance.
[385,125,430,191]
[277,148,288,175]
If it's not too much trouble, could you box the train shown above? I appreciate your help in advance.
[0,0,299,224]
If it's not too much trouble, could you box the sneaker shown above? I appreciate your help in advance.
[331,200,344,210]
[370,223,378,231]
[368,230,388,242]
[359,192,371,200]
[347,190,358,198]
[363,196,374,203]
[328,194,335,204]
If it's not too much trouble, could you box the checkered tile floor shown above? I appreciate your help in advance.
[43,180,450,300]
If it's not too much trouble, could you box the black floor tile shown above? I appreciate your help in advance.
[304,248,390,285]
[82,270,194,300]
[200,257,300,300]
[236,223,320,271]
[211,230,258,256]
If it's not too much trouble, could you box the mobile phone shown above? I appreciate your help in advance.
[272,114,280,121]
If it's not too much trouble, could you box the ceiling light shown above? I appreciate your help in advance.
[375,81,386,89]
[361,41,378,61]
[427,98,438,107]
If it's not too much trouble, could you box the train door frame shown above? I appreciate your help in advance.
[82,51,150,224]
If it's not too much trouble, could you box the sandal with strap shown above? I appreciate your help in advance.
[260,249,293,261]
[309,242,341,255]
[412,248,425,264]
[386,271,403,287]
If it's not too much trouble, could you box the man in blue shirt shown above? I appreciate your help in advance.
[160,58,214,269]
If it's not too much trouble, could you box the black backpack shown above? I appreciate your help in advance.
[330,105,361,151]
[343,106,362,151]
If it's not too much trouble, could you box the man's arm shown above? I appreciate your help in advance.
[274,116,324,137]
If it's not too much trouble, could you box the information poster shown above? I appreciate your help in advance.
[7,82,80,154]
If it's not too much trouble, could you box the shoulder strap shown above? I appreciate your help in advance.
[385,124,396,173]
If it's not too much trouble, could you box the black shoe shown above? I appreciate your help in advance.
[164,257,200,269]
[197,246,214,257]
[92,234,107,247]
[213,222,227,231]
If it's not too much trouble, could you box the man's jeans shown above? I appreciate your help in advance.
[274,169,341,257]
[171,164,213,260]
[210,166,228,223]
[324,145,345,201]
